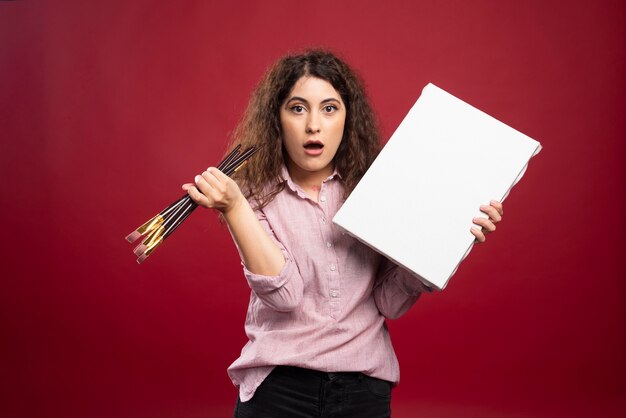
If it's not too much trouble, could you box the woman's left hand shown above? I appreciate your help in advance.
[471,200,503,243]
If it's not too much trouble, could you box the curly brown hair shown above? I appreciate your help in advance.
[228,49,381,209]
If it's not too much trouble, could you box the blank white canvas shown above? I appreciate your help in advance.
[332,83,542,290]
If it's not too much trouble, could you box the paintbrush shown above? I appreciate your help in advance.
[127,144,259,263]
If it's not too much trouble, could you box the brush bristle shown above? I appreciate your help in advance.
[126,231,142,243]
[136,253,148,264]
[133,245,146,256]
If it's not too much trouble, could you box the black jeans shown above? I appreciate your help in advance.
[233,366,392,418]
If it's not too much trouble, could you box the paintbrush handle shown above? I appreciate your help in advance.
[130,144,260,262]
[159,146,258,241]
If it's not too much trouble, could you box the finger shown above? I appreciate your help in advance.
[204,167,233,192]
[480,205,502,223]
[194,173,216,197]
[204,168,238,200]
[490,200,504,216]
[208,166,230,181]
[473,216,496,233]
[471,227,486,243]
[186,184,210,207]
[201,169,225,193]
[181,183,194,191]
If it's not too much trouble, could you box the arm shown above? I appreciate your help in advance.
[236,209,304,312]
[375,200,505,319]
[183,167,303,311]
[373,259,431,320]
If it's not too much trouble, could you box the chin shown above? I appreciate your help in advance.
[294,160,330,174]
[307,161,333,172]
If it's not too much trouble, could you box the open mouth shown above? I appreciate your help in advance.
[304,141,324,150]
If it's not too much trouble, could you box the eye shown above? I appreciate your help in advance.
[323,105,338,113]
[290,105,305,113]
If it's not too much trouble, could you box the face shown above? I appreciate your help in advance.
[280,76,346,185]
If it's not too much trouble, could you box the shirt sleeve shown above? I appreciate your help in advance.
[373,257,433,319]
[237,206,304,312]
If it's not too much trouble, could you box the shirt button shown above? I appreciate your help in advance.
[331,290,338,298]
[330,264,336,271]
[326,242,332,248]
[320,195,327,202]
[321,218,326,224]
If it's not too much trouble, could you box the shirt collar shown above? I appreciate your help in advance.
[281,164,341,195]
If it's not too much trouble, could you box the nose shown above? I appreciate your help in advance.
[305,112,321,134]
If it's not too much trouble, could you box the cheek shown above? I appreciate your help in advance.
[332,119,346,144]
[280,117,295,144]
[281,127,297,149]
[281,131,301,163]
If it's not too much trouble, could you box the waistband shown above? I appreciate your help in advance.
[273,365,372,382]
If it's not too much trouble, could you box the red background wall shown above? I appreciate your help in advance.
[1,1,624,417]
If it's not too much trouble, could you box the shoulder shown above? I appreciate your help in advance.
[242,178,288,212]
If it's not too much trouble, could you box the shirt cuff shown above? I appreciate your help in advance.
[242,252,296,295]
[393,269,434,295]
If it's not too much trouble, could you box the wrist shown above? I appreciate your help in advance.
[221,192,246,218]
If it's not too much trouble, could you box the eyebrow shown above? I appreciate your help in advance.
[285,96,342,106]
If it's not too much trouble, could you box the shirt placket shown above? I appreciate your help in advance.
[316,184,341,319]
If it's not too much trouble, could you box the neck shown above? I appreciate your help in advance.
[286,161,333,197]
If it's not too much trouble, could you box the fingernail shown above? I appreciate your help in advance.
[194,175,201,184]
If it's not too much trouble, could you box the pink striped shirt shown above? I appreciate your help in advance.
[228,166,429,402]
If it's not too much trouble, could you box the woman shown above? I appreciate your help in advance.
[183,49,503,417]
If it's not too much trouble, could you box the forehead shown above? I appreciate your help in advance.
[287,76,343,102]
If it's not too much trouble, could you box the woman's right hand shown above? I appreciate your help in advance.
[184,167,286,278]
[182,167,244,214]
